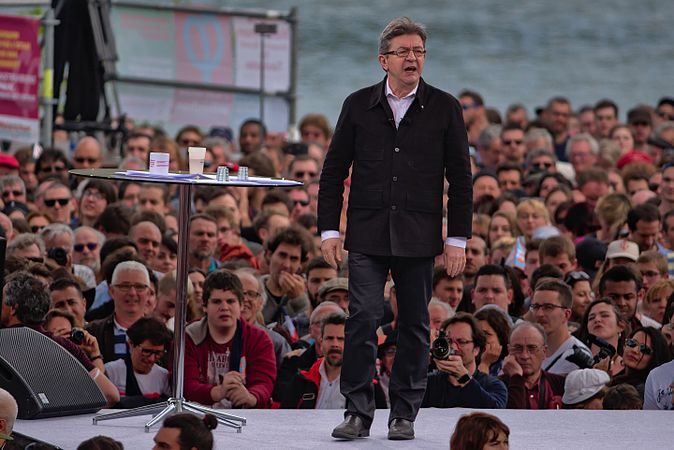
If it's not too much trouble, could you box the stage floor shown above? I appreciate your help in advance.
[15,408,672,449]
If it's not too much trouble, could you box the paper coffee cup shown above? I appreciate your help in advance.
[149,152,170,174]
[188,147,206,174]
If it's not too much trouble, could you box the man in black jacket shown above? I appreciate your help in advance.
[318,17,472,441]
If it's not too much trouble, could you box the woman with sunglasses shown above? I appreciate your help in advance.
[565,271,594,325]
[610,327,672,398]
[575,298,628,377]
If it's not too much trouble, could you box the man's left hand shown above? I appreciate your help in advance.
[444,245,466,277]
[435,355,469,380]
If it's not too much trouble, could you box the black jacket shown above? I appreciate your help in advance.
[318,77,472,257]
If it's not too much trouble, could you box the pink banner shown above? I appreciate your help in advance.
[0,15,40,119]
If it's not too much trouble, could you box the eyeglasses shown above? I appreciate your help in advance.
[657,111,674,121]
[624,338,652,355]
[530,303,568,312]
[113,283,149,293]
[2,190,23,198]
[292,199,310,207]
[44,198,70,207]
[632,121,650,127]
[509,344,544,355]
[41,165,66,173]
[83,190,104,200]
[137,346,166,358]
[74,157,99,164]
[502,139,523,146]
[565,271,590,285]
[293,171,317,179]
[243,290,261,299]
[462,103,481,111]
[447,337,473,347]
[382,47,426,58]
[532,162,553,169]
[30,225,46,233]
[74,242,98,253]
[178,139,200,147]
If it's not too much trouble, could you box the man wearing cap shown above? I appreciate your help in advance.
[0,154,19,177]
[562,368,610,409]
[318,17,472,440]
[318,277,349,313]
[605,239,640,269]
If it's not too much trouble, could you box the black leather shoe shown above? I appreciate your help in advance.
[331,414,370,440]
[388,418,415,440]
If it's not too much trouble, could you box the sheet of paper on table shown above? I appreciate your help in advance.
[117,170,301,186]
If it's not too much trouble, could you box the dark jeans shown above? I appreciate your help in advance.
[341,252,433,427]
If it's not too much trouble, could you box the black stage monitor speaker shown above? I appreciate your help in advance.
[0,327,106,419]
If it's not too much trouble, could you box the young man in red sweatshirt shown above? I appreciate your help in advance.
[182,269,276,408]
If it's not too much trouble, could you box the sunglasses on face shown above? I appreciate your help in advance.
[293,171,317,178]
[74,157,98,164]
[2,190,22,198]
[44,198,70,207]
[30,225,45,233]
[74,242,98,252]
[42,165,66,173]
[625,338,652,355]
[292,199,310,207]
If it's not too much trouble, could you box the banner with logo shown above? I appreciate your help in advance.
[111,5,294,134]
[0,14,40,143]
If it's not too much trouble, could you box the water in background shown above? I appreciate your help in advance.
[228,0,673,126]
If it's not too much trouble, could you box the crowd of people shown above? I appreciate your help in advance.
[1,91,674,447]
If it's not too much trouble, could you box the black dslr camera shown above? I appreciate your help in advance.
[431,330,455,360]
[565,335,616,369]
[70,328,85,345]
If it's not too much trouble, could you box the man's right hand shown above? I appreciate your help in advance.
[321,238,343,269]
[501,354,523,378]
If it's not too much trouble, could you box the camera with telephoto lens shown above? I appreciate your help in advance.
[47,247,68,266]
[70,328,85,345]
[565,334,616,369]
[431,329,455,360]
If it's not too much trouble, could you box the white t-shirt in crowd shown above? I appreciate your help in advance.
[644,359,674,410]
[104,358,171,398]
[543,335,591,376]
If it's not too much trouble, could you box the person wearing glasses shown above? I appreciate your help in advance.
[41,223,96,289]
[287,185,312,222]
[318,16,472,441]
[0,175,27,206]
[71,136,103,171]
[422,313,507,410]
[610,326,672,399]
[288,155,320,185]
[73,226,105,278]
[500,322,565,409]
[86,261,151,363]
[532,279,591,375]
[35,149,69,184]
[104,317,172,407]
[76,179,117,228]
[36,181,74,225]
[500,123,527,166]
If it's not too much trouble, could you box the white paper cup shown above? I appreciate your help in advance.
[148,152,170,174]
[188,147,206,174]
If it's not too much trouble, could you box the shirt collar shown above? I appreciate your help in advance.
[385,79,418,100]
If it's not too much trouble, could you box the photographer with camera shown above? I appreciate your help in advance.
[40,223,96,290]
[421,313,507,409]
[44,308,104,373]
